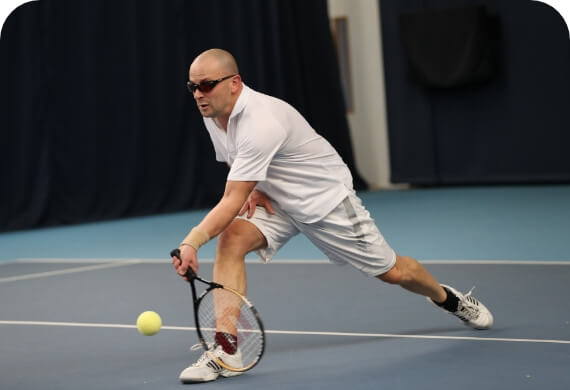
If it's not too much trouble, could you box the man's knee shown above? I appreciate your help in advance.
[217,219,266,256]
[377,265,403,285]
[377,255,415,285]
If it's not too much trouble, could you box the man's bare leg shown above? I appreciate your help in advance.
[378,254,447,303]
[210,219,266,352]
[213,218,266,295]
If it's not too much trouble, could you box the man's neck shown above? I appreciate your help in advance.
[214,117,229,131]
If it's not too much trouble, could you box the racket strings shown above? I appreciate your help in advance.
[198,288,263,369]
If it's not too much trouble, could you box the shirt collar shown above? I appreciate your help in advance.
[229,83,250,120]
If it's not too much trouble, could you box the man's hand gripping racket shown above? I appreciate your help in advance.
[170,248,265,372]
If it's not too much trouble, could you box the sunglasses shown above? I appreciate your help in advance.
[186,74,236,93]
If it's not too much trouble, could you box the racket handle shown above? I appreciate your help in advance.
[170,248,197,279]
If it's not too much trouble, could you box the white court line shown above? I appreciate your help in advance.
[420,260,570,265]
[1,259,568,283]
[0,320,568,345]
[0,260,141,283]
[8,258,570,265]
[11,258,151,264]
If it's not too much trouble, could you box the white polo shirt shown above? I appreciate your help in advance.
[203,84,353,223]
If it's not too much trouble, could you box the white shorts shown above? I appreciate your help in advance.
[236,191,396,277]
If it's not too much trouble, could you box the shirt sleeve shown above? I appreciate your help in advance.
[227,124,285,181]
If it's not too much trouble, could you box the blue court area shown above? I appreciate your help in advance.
[1,186,569,389]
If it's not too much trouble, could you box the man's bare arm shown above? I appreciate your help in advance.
[195,180,257,238]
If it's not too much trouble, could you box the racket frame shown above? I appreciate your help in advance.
[170,249,265,372]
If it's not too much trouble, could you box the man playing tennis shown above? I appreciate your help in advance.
[172,48,493,383]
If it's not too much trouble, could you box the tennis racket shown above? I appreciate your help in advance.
[170,248,265,372]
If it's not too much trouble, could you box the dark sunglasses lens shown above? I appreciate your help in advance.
[187,79,221,93]
[199,81,216,93]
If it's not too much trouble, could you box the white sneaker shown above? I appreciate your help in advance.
[179,344,243,383]
[429,284,494,330]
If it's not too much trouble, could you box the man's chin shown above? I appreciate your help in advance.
[199,108,213,117]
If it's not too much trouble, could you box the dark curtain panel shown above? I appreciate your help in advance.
[0,0,363,232]
[381,0,570,185]
[1,3,48,230]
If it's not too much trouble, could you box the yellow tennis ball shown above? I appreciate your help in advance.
[136,311,162,336]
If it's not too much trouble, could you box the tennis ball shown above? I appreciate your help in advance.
[136,311,162,336]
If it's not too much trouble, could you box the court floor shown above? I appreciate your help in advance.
[1,186,569,389]
[1,260,569,389]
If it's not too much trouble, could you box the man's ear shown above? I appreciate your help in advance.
[231,75,242,93]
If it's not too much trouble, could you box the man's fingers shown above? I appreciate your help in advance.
[172,256,181,272]
[172,248,196,281]
[172,255,188,276]
[238,202,248,216]
[247,204,256,218]
[265,201,276,215]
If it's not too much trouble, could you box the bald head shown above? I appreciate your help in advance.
[188,49,243,126]
[191,48,239,76]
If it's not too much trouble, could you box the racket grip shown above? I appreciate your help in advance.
[170,248,198,279]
